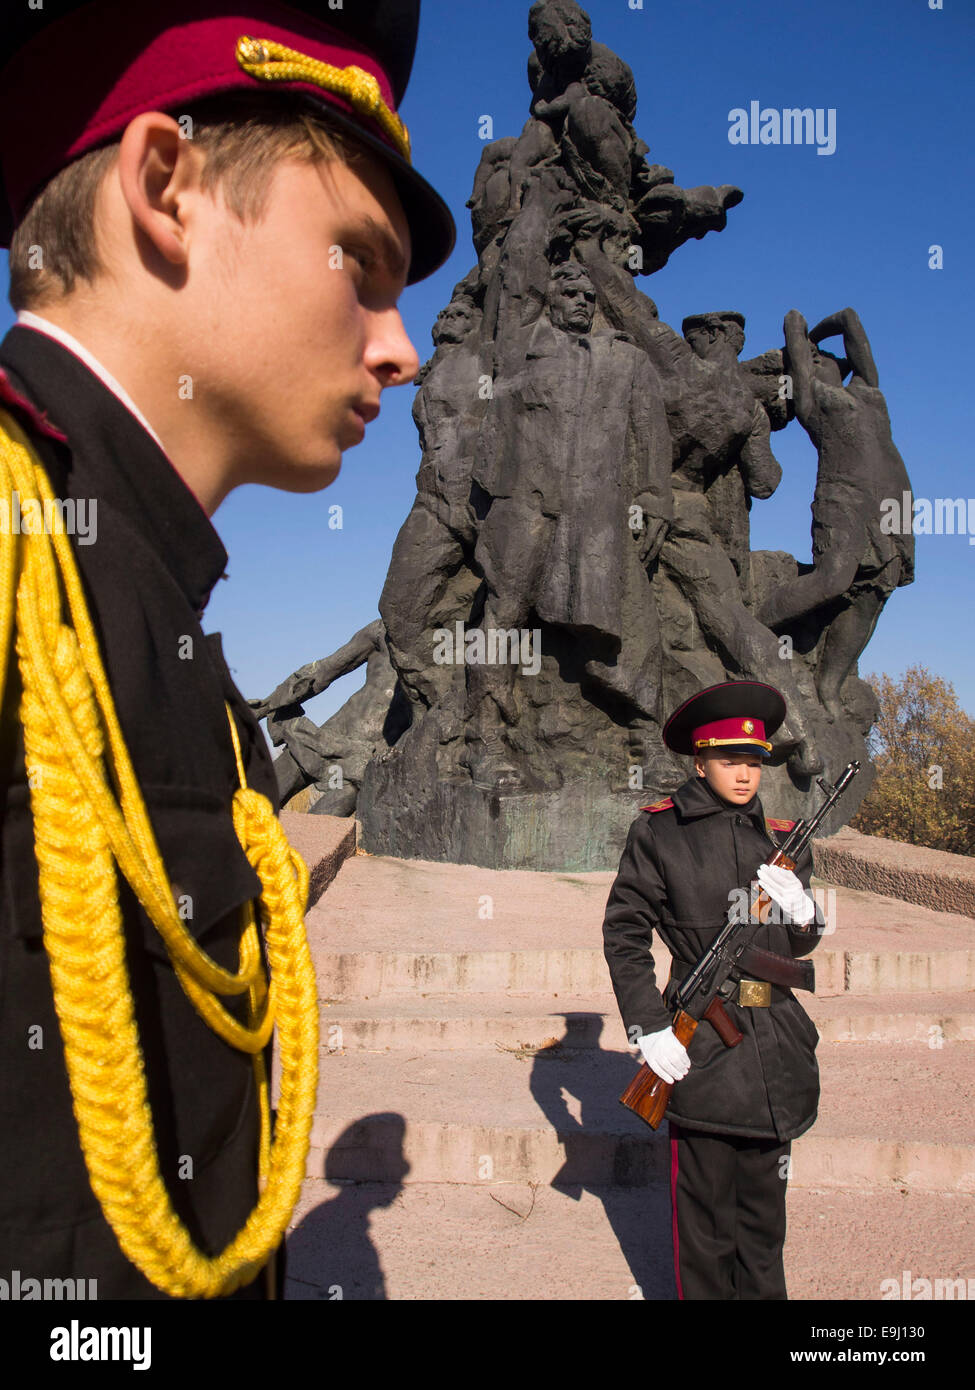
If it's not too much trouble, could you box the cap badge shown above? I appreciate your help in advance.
[742,720,755,733]
[236,35,411,162]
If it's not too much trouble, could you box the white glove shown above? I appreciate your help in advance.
[756,863,816,926]
[638,1026,691,1084]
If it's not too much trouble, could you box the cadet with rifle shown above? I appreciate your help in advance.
[602,680,854,1300]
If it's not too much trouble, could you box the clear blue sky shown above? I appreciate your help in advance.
[2,0,972,731]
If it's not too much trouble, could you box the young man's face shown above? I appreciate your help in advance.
[694,751,764,805]
[184,143,420,494]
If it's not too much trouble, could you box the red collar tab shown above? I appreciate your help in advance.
[641,797,675,813]
[0,368,68,443]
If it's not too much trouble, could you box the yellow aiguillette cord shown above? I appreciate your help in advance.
[0,405,318,1297]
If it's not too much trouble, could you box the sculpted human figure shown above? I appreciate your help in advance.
[680,310,784,586]
[466,137,519,281]
[503,0,591,217]
[758,308,915,717]
[536,41,639,209]
[249,619,405,812]
[526,0,593,117]
[466,259,673,791]
[247,0,900,868]
[578,247,782,578]
[380,288,486,710]
[632,180,743,277]
[575,245,823,776]
[511,2,741,276]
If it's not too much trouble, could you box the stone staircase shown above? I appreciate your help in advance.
[278,815,975,1301]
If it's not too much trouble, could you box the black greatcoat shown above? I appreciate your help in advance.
[0,325,279,1298]
[602,773,823,1141]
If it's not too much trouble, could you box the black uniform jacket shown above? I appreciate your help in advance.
[0,324,279,1298]
[602,774,823,1141]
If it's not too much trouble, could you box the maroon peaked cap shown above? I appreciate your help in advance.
[0,0,456,284]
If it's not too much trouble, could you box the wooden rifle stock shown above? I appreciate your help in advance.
[619,1009,697,1130]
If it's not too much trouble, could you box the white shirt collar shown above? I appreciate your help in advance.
[16,310,168,455]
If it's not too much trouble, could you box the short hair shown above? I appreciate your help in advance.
[7,92,365,311]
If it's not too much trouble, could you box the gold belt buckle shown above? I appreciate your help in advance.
[738,979,771,1007]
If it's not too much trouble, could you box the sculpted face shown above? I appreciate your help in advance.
[694,751,764,806]
[810,347,844,387]
[550,271,595,334]
[721,322,746,359]
[434,301,474,346]
[528,1,591,71]
[686,317,745,366]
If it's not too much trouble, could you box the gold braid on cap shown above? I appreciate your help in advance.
[693,736,773,752]
[236,35,411,162]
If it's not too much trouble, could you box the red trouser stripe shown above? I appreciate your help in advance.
[670,1122,684,1300]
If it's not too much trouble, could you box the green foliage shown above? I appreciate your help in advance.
[850,666,975,856]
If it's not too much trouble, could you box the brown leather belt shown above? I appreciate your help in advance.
[737,943,814,993]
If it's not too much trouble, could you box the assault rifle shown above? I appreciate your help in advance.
[619,760,859,1129]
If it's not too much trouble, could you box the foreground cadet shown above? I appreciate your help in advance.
[0,1,454,1299]
[603,680,825,1299]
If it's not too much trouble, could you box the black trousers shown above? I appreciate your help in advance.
[669,1121,791,1300]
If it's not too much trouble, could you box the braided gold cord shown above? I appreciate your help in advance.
[236,34,412,162]
[0,407,319,1297]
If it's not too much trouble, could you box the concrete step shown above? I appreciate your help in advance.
[306,852,975,956]
[317,989,975,1051]
[313,941,975,999]
[316,947,613,997]
[304,1042,975,1193]
[806,990,975,1043]
[318,994,627,1051]
[283,1178,975,1301]
[283,835,975,1298]
[307,1046,668,1188]
[303,851,615,953]
[814,826,975,918]
[278,810,355,908]
[307,853,975,997]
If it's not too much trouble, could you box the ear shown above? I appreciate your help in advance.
[115,111,205,268]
